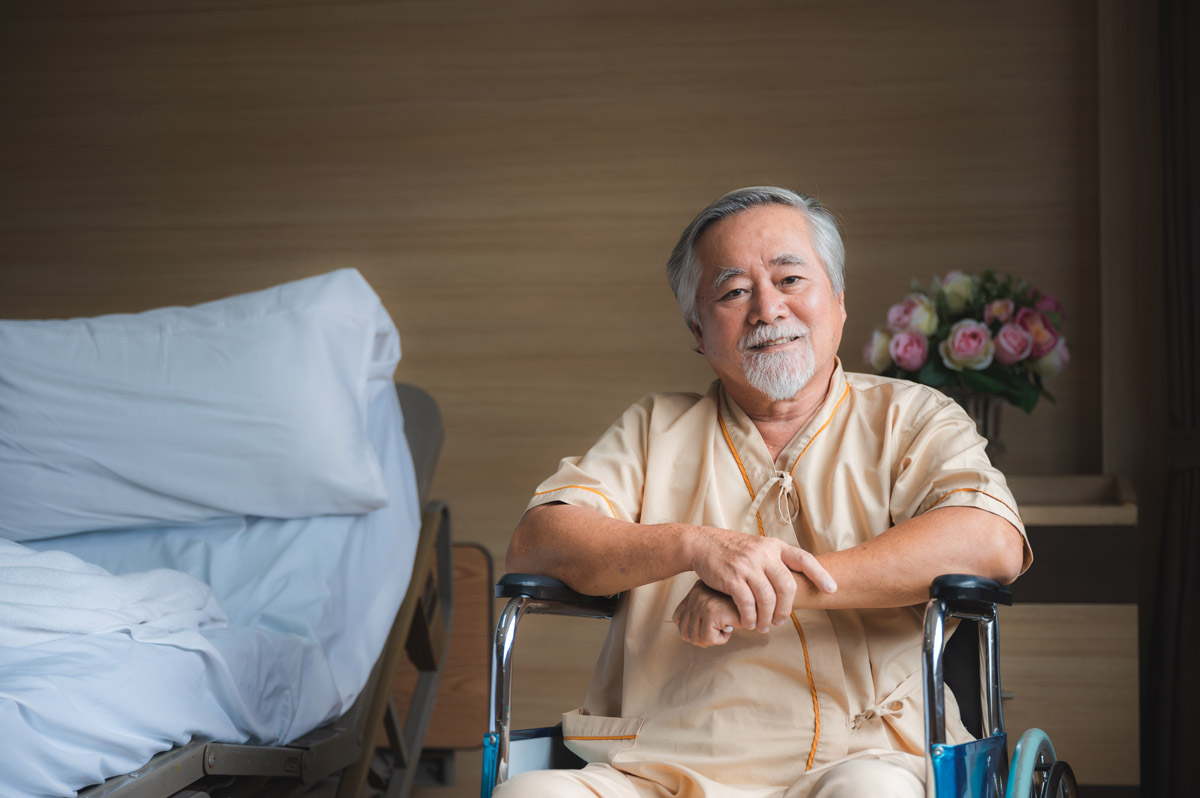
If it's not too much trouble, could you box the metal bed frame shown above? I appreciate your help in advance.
[77,383,452,798]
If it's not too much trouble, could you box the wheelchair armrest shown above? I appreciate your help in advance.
[495,573,619,612]
[924,575,1012,745]
[930,573,1012,608]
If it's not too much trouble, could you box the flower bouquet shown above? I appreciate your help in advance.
[863,270,1069,413]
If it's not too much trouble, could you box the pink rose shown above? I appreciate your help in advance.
[993,322,1033,365]
[938,319,994,371]
[984,298,1015,325]
[887,293,938,335]
[888,331,928,372]
[1015,307,1059,359]
[1033,290,1064,319]
[1030,337,1070,378]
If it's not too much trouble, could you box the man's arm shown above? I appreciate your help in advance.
[792,505,1025,609]
[672,505,1024,646]
[506,502,837,633]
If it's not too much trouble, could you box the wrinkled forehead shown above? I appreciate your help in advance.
[694,205,817,271]
[694,207,828,291]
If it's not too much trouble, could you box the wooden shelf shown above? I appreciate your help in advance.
[1007,474,1137,527]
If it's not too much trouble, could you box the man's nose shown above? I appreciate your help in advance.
[749,285,788,325]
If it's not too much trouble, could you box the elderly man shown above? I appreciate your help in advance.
[498,187,1030,798]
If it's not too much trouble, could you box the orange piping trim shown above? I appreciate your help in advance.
[928,487,1021,520]
[533,485,619,519]
[788,383,850,477]
[791,612,821,771]
[718,412,757,500]
[718,406,820,770]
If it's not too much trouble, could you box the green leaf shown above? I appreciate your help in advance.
[935,292,953,323]
[961,369,1007,394]
[918,357,953,388]
[1009,379,1040,413]
[965,363,1040,413]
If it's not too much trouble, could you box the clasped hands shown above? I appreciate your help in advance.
[671,529,837,648]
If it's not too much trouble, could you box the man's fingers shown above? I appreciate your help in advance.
[748,576,776,633]
[765,561,797,625]
[708,622,733,647]
[728,584,758,631]
[683,612,728,648]
[783,546,837,593]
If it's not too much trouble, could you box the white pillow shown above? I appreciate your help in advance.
[0,268,400,542]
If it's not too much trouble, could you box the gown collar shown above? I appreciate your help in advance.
[716,360,850,525]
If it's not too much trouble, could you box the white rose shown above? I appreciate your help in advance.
[863,328,893,371]
[941,271,977,314]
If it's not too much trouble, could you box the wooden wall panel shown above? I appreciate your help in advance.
[999,604,1140,785]
[0,2,1103,569]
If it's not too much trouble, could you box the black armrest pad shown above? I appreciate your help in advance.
[930,574,1013,607]
[495,573,619,609]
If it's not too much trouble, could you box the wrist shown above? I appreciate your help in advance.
[668,522,704,576]
[792,562,830,609]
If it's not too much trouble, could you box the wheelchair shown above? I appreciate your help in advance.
[482,573,1078,798]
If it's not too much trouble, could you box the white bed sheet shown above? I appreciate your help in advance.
[0,385,420,798]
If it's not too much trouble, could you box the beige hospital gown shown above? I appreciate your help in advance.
[524,364,1031,796]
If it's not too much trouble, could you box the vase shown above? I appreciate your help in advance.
[953,393,1005,462]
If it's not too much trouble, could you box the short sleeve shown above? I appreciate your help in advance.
[890,397,1033,574]
[525,395,655,523]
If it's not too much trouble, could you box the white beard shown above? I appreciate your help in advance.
[740,328,816,401]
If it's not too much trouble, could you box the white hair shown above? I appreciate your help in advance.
[665,186,846,328]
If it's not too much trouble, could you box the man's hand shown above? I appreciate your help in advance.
[687,528,836,633]
[672,579,741,647]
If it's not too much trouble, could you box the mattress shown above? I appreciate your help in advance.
[0,385,421,797]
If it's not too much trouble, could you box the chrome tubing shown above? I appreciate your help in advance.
[490,595,530,786]
[489,595,616,789]
[980,614,1005,738]
[922,597,947,798]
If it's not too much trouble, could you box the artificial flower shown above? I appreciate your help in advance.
[863,269,1068,413]
[863,328,893,371]
[887,293,938,336]
[939,320,994,371]
[889,331,928,372]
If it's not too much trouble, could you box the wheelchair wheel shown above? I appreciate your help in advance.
[1008,729,1062,798]
[1039,761,1078,798]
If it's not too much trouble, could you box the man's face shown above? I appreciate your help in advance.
[690,204,846,403]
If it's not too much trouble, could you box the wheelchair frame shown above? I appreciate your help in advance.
[485,573,1077,798]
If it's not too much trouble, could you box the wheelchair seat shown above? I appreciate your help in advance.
[483,573,1078,798]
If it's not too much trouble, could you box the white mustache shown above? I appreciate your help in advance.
[738,323,810,353]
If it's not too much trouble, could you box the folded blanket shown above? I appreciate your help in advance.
[0,539,227,647]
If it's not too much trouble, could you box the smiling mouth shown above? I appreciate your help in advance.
[749,336,800,350]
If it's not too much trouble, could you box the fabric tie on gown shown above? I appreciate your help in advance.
[747,470,801,528]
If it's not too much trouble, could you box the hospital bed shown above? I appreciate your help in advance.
[0,270,452,798]
[484,573,1079,798]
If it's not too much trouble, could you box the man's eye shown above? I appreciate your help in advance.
[720,288,747,300]
[780,275,803,286]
